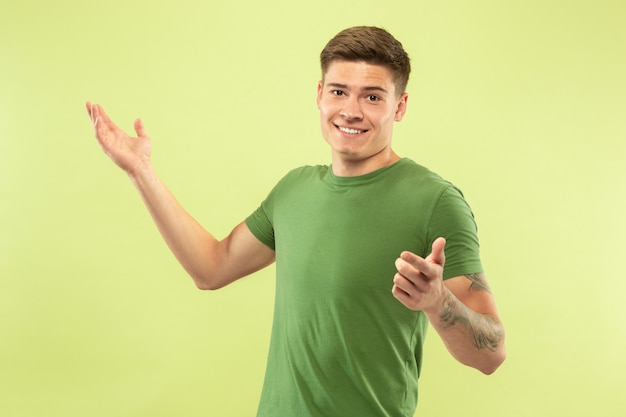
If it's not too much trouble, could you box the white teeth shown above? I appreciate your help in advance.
[338,126,363,134]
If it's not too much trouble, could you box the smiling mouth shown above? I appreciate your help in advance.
[336,125,367,135]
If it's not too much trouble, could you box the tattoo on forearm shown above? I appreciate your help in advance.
[464,272,492,293]
[439,291,503,352]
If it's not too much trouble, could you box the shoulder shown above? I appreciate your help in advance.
[278,164,326,180]
[394,158,448,183]
[275,164,328,186]
[264,165,329,198]
[390,158,459,199]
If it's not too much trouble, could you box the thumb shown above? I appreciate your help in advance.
[134,118,147,138]
[427,237,446,267]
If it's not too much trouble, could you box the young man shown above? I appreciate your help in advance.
[87,26,505,417]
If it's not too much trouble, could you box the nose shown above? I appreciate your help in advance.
[340,97,363,120]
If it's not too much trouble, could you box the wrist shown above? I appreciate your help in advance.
[422,286,452,319]
[126,158,153,180]
[126,159,157,189]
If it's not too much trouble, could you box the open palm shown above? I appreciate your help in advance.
[86,102,152,175]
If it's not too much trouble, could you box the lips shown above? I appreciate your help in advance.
[336,125,367,135]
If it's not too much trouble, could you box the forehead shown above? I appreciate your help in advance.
[323,61,396,92]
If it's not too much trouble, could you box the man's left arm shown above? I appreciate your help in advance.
[392,238,506,374]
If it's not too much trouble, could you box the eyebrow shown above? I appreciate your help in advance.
[327,83,388,94]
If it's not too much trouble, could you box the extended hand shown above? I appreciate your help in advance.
[86,102,152,175]
[392,237,447,312]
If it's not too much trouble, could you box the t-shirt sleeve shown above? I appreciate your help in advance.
[246,172,289,251]
[428,185,483,280]
[246,203,276,250]
[244,168,302,251]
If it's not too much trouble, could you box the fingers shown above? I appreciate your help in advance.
[391,283,413,307]
[392,271,435,311]
[86,102,144,139]
[394,238,447,284]
[86,101,106,135]
[427,237,446,267]
[393,238,447,310]
[86,101,97,126]
[134,118,147,138]
[86,102,103,143]
[90,103,129,142]
[395,251,435,281]
[92,103,113,128]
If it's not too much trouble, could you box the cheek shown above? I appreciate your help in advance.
[318,102,337,125]
[317,99,331,115]
[318,104,327,122]
[370,111,392,129]
[318,106,332,134]
[381,108,401,126]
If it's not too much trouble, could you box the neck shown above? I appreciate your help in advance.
[332,150,401,177]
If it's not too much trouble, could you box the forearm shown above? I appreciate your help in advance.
[128,162,225,288]
[424,288,506,374]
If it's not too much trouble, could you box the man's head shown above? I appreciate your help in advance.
[320,26,411,97]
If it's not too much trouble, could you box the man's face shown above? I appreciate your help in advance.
[317,60,408,172]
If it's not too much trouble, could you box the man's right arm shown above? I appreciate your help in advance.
[86,102,275,289]
[130,163,275,289]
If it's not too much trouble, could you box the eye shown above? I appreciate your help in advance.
[331,90,346,96]
[367,94,380,102]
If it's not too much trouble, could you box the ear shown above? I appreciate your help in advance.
[316,80,324,109]
[394,92,408,122]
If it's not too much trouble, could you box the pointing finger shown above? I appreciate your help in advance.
[395,252,433,281]
[396,244,444,281]
[427,237,446,267]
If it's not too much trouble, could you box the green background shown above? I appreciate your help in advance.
[1,0,625,415]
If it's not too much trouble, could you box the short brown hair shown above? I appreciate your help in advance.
[320,26,411,95]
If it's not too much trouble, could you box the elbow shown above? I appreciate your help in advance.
[183,261,233,290]
[191,273,227,291]
[479,322,507,375]
[194,280,221,291]
[479,347,507,375]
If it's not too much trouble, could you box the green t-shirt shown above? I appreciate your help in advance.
[246,158,482,417]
